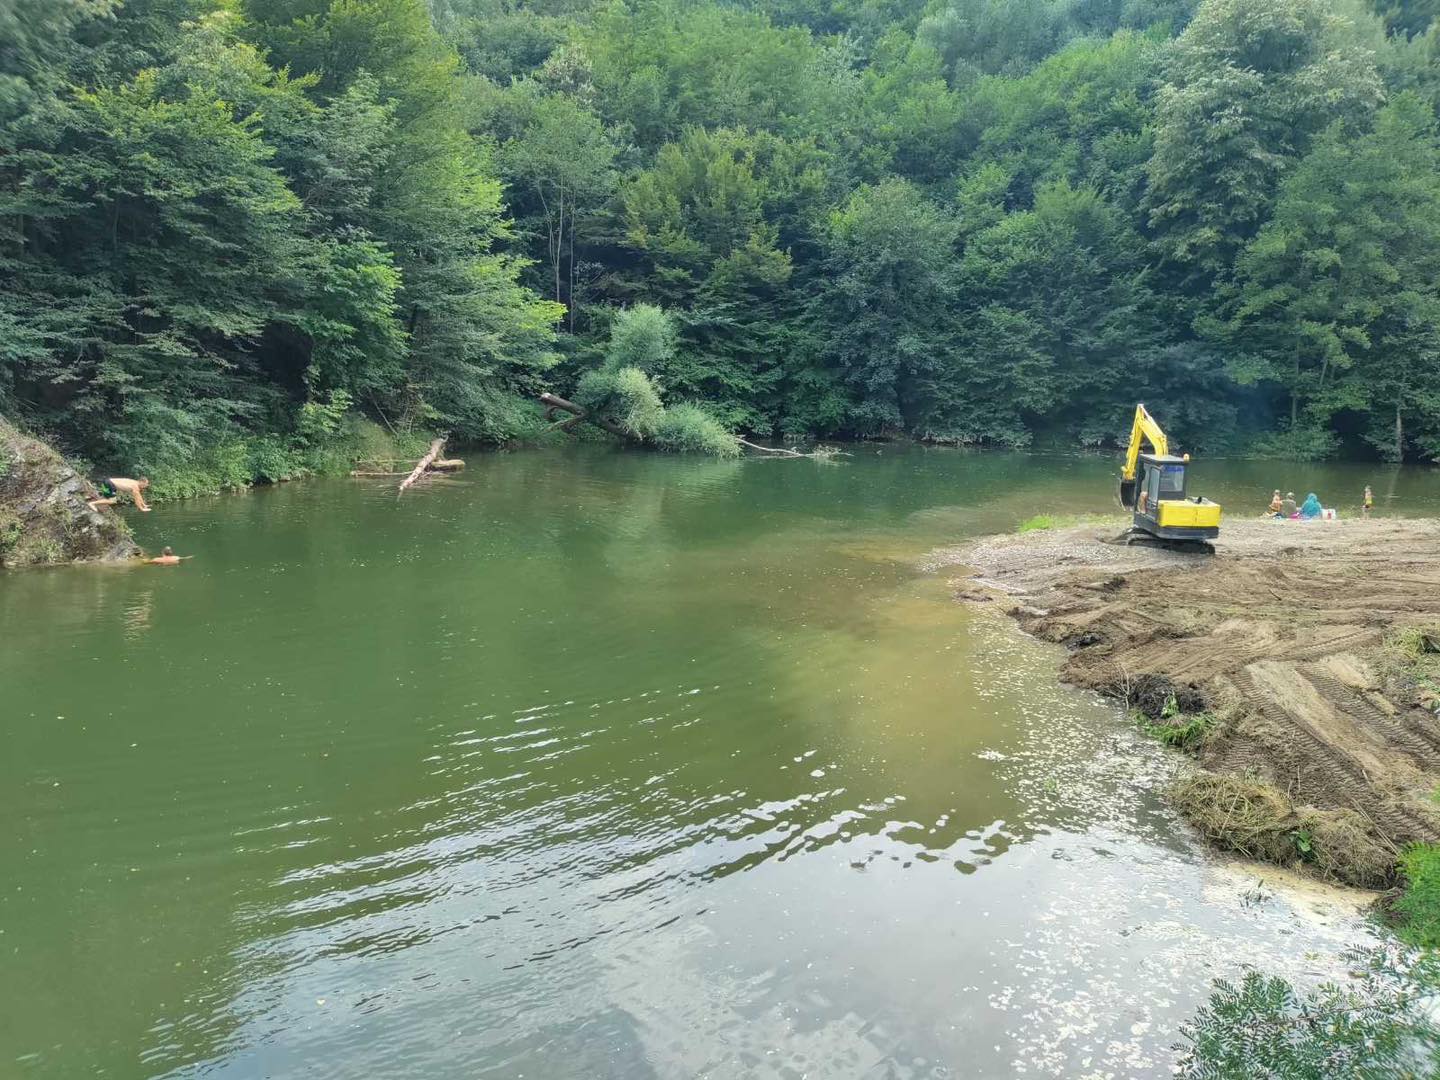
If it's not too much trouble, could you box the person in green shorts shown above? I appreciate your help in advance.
[87,476,152,512]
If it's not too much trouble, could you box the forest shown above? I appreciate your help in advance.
[6,0,1440,493]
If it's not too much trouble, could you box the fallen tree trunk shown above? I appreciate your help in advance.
[398,437,446,495]
[350,470,408,477]
[737,438,804,457]
[430,459,465,471]
[539,393,634,442]
[736,437,848,459]
[545,414,587,433]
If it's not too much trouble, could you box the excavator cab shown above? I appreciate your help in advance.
[1117,405,1222,545]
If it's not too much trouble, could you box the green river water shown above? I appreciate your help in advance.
[6,446,1439,1078]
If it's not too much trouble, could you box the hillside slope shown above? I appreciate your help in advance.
[1,419,140,567]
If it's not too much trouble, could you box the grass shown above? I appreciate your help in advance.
[1134,692,1217,750]
[1394,843,1440,948]
[141,419,434,501]
[1379,624,1440,712]
[1141,711,1217,750]
[1387,625,1440,664]
[1016,511,1124,533]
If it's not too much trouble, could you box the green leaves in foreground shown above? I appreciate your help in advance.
[1177,944,1440,1079]
[1395,843,1440,949]
[1181,841,1440,1076]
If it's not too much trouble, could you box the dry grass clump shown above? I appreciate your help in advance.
[1171,771,1299,866]
[1170,770,1396,887]
[1299,808,1396,888]
[1380,624,1440,710]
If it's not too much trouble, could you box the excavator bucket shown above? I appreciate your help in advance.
[1118,476,1136,510]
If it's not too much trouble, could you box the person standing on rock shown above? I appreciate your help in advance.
[87,476,152,512]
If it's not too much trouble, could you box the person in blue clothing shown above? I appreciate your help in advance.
[1299,493,1322,519]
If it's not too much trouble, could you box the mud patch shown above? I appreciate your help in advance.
[942,518,1440,887]
[1128,673,1207,720]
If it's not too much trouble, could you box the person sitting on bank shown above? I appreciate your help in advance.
[1299,493,1323,519]
[1363,485,1375,517]
[146,546,188,566]
[1268,490,1283,516]
[1281,492,1298,517]
[88,476,152,512]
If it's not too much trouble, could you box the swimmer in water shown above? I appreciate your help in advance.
[146,546,190,566]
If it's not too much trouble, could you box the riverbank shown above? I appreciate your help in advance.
[0,419,139,567]
[938,516,1440,892]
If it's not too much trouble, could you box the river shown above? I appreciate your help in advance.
[6,445,1435,1078]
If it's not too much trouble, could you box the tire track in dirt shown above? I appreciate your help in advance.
[945,517,1440,885]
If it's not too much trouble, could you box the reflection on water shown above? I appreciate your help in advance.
[0,447,1397,1079]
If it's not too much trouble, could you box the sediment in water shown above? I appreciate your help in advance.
[0,417,139,567]
[940,517,1440,888]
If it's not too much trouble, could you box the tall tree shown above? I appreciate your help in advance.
[1146,0,1384,279]
[953,181,1161,444]
[814,178,958,435]
[243,0,563,440]
[1206,94,1440,459]
[476,79,618,327]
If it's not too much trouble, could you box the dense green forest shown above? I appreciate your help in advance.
[6,0,1440,492]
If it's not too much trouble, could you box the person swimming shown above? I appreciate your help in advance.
[146,546,189,566]
[1299,493,1322,519]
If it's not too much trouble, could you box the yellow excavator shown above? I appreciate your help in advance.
[1117,404,1222,548]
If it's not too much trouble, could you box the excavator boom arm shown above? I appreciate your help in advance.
[1120,404,1168,482]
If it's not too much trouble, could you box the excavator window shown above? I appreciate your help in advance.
[1141,461,1186,513]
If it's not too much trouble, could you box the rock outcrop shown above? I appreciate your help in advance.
[0,418,140,567]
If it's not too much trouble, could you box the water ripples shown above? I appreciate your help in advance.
[1,458,1383,1079]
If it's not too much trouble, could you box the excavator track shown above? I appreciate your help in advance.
[1104,528,1214,555]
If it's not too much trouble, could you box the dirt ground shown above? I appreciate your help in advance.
[939,516,1440,887]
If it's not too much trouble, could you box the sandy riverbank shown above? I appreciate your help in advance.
[937,516,1440,888]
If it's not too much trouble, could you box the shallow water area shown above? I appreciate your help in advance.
[3,445,1413,1078]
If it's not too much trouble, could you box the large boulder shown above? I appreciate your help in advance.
[0,418,140,567]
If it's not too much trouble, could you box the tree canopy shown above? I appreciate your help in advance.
[6,0,1440,484]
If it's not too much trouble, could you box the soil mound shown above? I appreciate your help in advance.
[0,418,139,567]
[945,517,1440,887]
